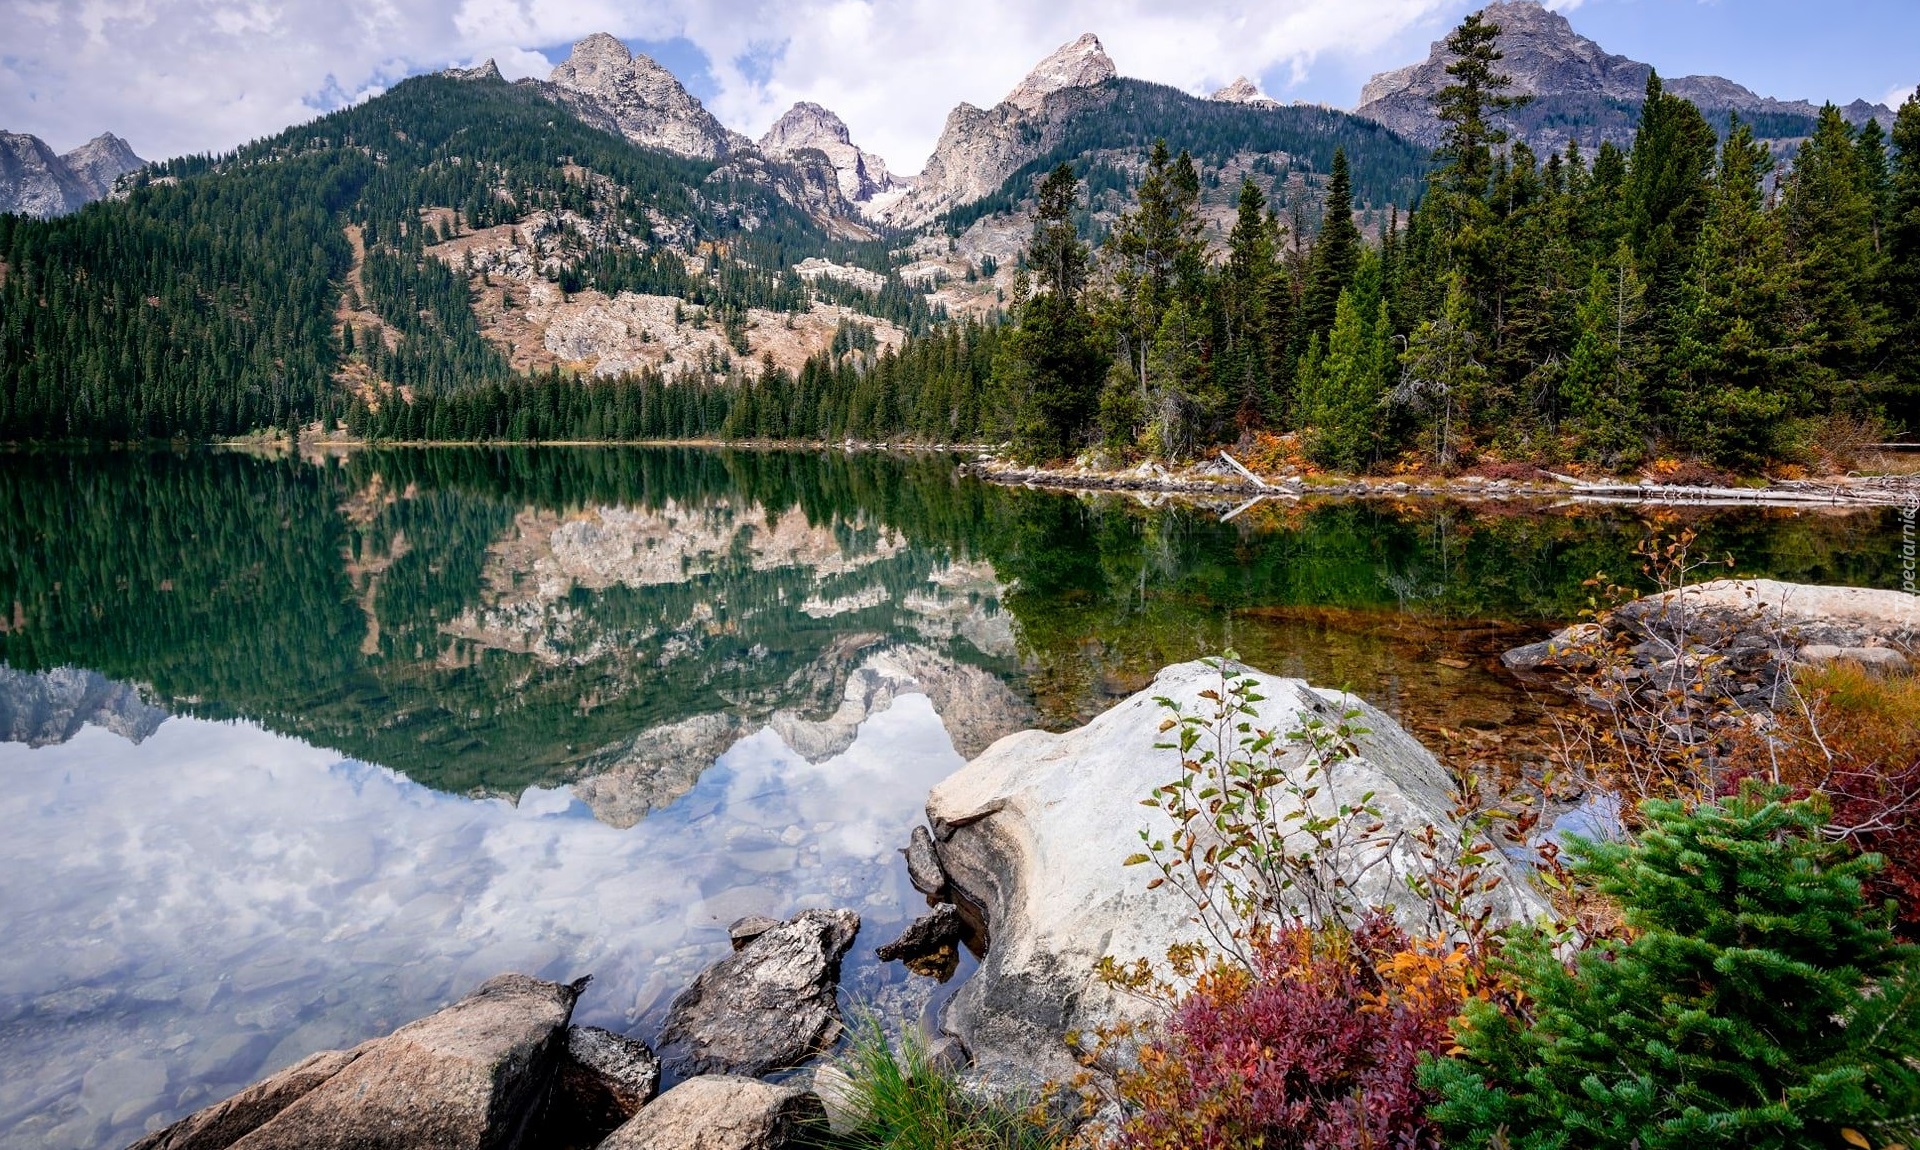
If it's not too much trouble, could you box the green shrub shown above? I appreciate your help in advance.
[1422,785,1920,1149]
[822,1018,1063,1150]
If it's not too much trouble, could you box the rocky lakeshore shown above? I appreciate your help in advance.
[128,658,1562,1148]
[969,456,1920,508]
[112,581,1917,1149]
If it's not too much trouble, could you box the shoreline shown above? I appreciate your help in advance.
[7,437,1916,508]
[968,458,1920,509]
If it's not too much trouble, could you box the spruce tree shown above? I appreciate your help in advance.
[1666,119,1799,467]
[1223,177,1282,428]
[1002,165,1108,460]
[1562,250,1648,466]
[1424,786,1920,1150]
[1782,105,1891,407]
[1101,140,1205,455]
[1884,91,1920,426]
[1622,72,1718,311]
[1299,148,1362,347]
[1303,287,1388,471]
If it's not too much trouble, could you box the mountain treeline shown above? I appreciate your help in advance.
[983,13,1920,469]
[0,74,861,440]
[346,317,1004,444]
[345,33,1920,468]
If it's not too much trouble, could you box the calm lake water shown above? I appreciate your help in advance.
[0,446,1909,1149]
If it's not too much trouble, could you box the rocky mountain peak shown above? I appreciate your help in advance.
[1004,33,1115,116]
[445,58,504,83]
[758,101,902,207]
[1210,76,1279,108]
[1356,0,1894,148]
[0,128,144,218]
[541,33,750,161]
[551,33,638,89]
[761,102,853,150]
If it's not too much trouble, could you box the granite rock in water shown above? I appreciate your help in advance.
[658,909,860,1077]
[926,661,1548,1090]
[553,1025,662,1143]
[596,1075,826,1150]
[904,824,948,900]
[128,973,582,1150]
[875,904,964,980]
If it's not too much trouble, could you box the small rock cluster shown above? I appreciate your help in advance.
[1504,579,1917,722]
[132,905,878,1150]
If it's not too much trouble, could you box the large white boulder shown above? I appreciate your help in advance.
[925,661,1548,1087]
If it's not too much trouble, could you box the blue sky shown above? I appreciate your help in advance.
[3,0,1915,169]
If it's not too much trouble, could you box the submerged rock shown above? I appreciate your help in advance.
[727,915,784,951]
[657,909,860,1077]
[875,904,965,980]
[904,824,948,900]
[596,1075,826,1150]
[925,661,1548,1089]
[554,1025,662,1142]
[1502,579,1918,713]
[130,973,583,1150]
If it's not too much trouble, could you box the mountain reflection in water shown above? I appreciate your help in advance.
[0,446,1909,1149]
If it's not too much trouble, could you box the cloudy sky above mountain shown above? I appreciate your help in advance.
[2,0,1915,168]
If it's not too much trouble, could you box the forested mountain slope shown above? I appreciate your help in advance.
[0,73,886,440]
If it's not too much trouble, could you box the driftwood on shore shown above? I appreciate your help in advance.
[969,459,1920,510]
[1544,472,1920,508]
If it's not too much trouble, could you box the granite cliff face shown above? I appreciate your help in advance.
[538,33,751,161]
[1210,76,1280,109]
[0,130,144,218]
[758,102,903,208]
[0,665,167,747]
[879,33,1118,229]
[1356,0,1894,150]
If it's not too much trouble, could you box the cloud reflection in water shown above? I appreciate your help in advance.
[0,696,961,1149]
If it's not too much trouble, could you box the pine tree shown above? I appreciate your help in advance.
[1299,148,1362,346]
[1424,786,1920,1150]
[1562,250,1649,466]
[1666,118,1799,467]
[1430,11,1524,202]
[1884,91,1920,427]
[1782,104,1891,406]
[1395,272,1487,470]
[1002,165,1108,460]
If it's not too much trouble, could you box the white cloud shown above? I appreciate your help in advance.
[1886,83,1917,110]
[0,0,1460,169]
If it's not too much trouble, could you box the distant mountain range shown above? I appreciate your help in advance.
[1355,1,1895,152]
[0,130,143,217]
[4,1,1900,224]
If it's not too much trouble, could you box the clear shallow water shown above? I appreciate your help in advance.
[0,447,1909,1148]
[0,700,961,1149]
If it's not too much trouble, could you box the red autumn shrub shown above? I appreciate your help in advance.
[1116,918,1468,1150]
[1763,663,1920,938]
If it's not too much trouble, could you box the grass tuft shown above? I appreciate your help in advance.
[814,1016,1064,1150]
